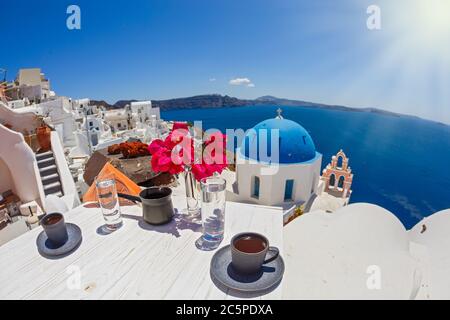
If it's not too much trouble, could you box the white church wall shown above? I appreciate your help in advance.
[268,157,322,206]
[409,209,450,299]
[235,152,322,207]
[0,101,41,134]
[234,161,269,206]
[0,124,46,208]
[0,158,16,195]
[283,203,419,299]
[37,97,77,147]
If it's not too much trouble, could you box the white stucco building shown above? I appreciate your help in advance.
[101,108,133,132]
[101,101,160,133]
[5,68,53,104]
[7,99,28,109]
[71,98,101,118]
[33,97,78,147]
[130,100,160,124]
[227,112,322,207]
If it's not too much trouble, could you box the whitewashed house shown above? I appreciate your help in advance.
[130,100,160,124]
[101,108,133,132]
[6,68,53,104]
[33,97,78,147]
[71,98,101,118]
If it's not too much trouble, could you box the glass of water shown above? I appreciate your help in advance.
[195,176,226,251]
[95,174,123,231]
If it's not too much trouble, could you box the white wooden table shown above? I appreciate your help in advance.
[0,185,283,300]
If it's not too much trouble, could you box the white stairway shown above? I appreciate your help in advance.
[36,151,64,197]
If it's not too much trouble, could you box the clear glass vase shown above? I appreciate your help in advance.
[183,168,201,218]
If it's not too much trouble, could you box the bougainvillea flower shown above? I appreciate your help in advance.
[164,128,190,149]
[148,125,228,181]
[148,139,167,155]
[172,122,190,131]
[151,148,184,175]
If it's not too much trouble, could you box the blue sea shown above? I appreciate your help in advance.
[162,105,450,229]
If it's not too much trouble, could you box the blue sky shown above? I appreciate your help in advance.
[2,0,450,123]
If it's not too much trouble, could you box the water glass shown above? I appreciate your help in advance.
[195,176,226,251]
[95,174,123,231]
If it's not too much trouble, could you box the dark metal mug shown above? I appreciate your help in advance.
[41,212,69,247]
[118,187,174,225]
[230,232,279,274]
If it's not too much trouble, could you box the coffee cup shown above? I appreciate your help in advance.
[230,232,279,274]
[41,212,69,247]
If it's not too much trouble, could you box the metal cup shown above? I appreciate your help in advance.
[118,187,174,225]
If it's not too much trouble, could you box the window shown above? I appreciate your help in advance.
[284,179,294,201]
[337,156,344,168]
[329,174,336,188]
[118,123,122,128]
[252,176,260,199]
[338,176,345,189]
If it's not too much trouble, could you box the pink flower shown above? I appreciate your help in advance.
[151,148,184,175]
[148,139,167,155]
[148,124,228,180]
[164,128,190,149]
[191,158,227,182]
[191,164,210,181]
[172,122,190,131]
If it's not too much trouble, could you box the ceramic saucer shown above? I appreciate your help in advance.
[36,223,82,257]
[210,244,284,294]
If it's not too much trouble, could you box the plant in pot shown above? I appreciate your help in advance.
[148,122,228,218]
[36,116,52,153]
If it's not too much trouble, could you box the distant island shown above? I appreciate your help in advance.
[91,94,445,126]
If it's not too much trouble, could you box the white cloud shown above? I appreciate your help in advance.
[229,77,255,87]
[209,78,216,82]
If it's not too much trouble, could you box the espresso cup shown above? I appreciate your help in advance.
[230,232,279,274]
[41,212,69,247]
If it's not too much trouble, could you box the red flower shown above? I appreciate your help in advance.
[148,123,228,181]
[172,122,190,131]
[148,139,166,155]
[191,164,210,181]
[151,148,184,175]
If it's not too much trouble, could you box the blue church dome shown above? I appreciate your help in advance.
[240,117,317,164]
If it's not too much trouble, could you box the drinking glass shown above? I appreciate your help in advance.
[95,174,123,231]
[195,176,226,251]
